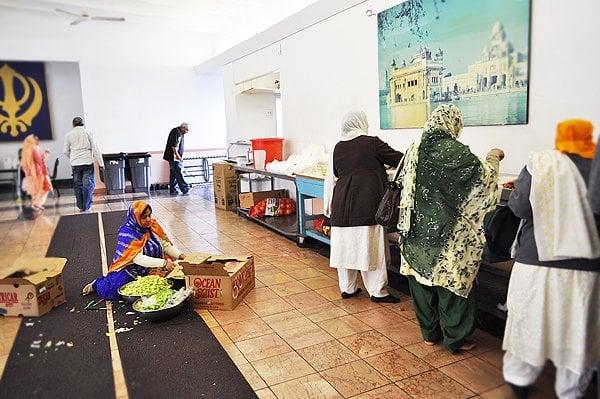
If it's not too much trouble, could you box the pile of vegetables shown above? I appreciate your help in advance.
[135,288,192,311]
[120,275,171,296]
[250,198,296,218]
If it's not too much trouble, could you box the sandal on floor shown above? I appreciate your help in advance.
[371,295,401,303]
[424,340,439,346]
[341,288,362,299]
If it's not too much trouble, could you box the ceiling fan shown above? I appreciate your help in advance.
[55,8,126,26]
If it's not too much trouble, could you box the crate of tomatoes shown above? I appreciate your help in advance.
[249,198,296,218]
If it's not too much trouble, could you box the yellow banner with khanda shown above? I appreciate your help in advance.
[0,61,53,142]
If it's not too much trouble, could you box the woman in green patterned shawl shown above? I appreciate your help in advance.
[397,104,504,353]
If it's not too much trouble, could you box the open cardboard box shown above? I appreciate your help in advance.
[0,257,67,317]
[180,252,255,311]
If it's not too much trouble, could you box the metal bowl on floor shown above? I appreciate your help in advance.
[131,294,190,323]
[118,279,173,302]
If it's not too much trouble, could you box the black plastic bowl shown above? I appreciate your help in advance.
[118,279,173,302]
[131,296,189,323]
[168,276,186,290]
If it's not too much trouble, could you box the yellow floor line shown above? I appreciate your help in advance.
[98,212,129,399]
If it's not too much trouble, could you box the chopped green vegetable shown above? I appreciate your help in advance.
[120,275,171,296]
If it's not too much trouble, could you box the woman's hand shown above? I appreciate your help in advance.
[164,259,177,271]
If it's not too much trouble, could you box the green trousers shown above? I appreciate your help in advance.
[407,276,476,353]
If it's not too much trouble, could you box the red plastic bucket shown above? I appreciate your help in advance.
[250,138,284,164]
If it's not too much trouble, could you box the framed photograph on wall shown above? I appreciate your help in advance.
[378,0,531,129]
[0,61,53,142]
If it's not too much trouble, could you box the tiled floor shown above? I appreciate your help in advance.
[0,188,561,398]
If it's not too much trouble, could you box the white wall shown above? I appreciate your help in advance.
[0,8,228,182]
[0,61,84,180]
[220,0,600,177]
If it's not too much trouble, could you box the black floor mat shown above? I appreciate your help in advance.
[101,210,257,399]
[0,213,115,398]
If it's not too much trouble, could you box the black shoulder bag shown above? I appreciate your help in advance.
[375,156,405,229]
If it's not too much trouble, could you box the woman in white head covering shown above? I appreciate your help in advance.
[323,111,403,303]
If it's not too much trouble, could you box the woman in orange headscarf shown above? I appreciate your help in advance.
[82,200,186,300]
[20,134,53,210]
[502,119,600,398]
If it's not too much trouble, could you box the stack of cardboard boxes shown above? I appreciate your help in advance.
[212,163,237,211]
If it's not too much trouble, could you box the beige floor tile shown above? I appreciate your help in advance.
[210,303,259,325]
[300,302,348,323]
[237,363,267,390]
[320,315,372,339]
[269,281,311,297]
[404,341,473,368]
[480,384,555,399]
[381,300,417,320]
[257,271,296,286]
[246,297,296,317]
[320,360,389,398]
[364,348,432,382]
[334,296,381,314]
[221,342,248,365]
[339,331,398,359]
[251,351,315,386]
[284,267,324,280]
[378,320,424,347]
[396,370,475,399]
[255,388,277,399]
[278,323,334,350]
[471,329,504,355]
[261,310,314,333]
[478,348,504,370]
[297,340,360,372]
[350,384,412,399]
[222,318,273,342]
[314,286,343,301]
[439,357,505,394]
[270,373,342,399]
[285,291,331,310]
[354,307,407,329]
[236,333,293,362]
[300,275,338,290]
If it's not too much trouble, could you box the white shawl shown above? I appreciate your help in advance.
[529,150,600,261]
[324,111,369,217]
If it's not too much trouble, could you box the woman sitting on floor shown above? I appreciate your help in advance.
[82,200,186,300]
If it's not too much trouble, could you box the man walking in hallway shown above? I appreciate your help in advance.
[64,117,104,212]
[163,122,191,195]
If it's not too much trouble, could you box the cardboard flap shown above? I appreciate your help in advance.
[181,261,230,277]
[180,253,252,277]
[0,257,67,283]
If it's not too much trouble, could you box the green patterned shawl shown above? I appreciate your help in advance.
[398,105,499,297]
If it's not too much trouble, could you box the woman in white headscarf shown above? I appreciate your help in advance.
[323,111,403,302]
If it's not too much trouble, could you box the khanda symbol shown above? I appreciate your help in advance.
[0,63,43,137]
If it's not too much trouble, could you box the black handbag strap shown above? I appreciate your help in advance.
[391,155,405,183]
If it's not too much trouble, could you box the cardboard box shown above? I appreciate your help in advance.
[213,162,237,211]
[181,252,255,311]
[238,189,287,209]
[0,257,67,317]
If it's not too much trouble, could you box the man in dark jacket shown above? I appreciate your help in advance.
[163,122,191,195]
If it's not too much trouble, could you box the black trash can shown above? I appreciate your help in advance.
[102,153,126,195]
[126,152,151,193]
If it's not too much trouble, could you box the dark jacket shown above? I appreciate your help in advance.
[509,154,600,272]
[330,135,402,227]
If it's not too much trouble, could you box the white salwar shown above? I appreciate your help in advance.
[324,111,390,298]
[502,263,600,398]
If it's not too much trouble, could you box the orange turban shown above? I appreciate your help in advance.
[555,119,596,159]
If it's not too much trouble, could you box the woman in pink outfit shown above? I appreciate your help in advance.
[21,134,53,210]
